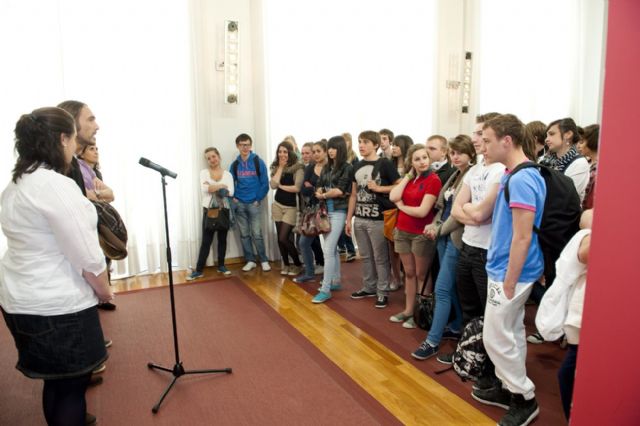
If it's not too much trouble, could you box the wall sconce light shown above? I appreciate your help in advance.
[461,51,472,113]
[224,20,239,104]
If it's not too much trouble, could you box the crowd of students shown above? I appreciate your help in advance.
[0,102,597,426]
[188,113,597,426]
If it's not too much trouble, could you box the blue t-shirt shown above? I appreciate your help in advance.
[486,166,546,283]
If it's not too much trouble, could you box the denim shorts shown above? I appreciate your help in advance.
[2,306,108,379]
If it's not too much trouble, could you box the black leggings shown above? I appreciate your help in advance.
[275,221,301,266]
[43,374,92,426]
[196,208,228,271]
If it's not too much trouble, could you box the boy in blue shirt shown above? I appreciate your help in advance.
[230,133,271,272]
[471,114,544,426]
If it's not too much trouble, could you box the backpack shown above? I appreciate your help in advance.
[504,162,582,283]
[451,317,487,382]
[92,200,128,260]
[231,155,262,183]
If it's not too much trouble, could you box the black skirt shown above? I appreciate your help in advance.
[2,305,108,379]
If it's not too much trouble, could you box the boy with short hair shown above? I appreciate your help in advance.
[472,114,544,426]
[378,128,394,159]
[346,131,400,308]
[230,133,271,272]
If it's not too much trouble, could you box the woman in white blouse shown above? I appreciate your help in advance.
[187,147,235,280]
[0,107,112,425]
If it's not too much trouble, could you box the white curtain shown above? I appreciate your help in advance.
[0,0,200,276]
[475,0,606,125]
[262,0,438,150]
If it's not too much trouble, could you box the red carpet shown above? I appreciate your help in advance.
[0,277,400,425]
[292,260,567,425]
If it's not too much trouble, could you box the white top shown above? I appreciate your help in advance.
[200,169,234,208]
[564,157,590,203]
[461,161,505,249]
[535,229,590,344]
[0,168,106,315]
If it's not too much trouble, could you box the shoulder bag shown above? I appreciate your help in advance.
[205,193,231,231]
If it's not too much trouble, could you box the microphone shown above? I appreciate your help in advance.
[138,157,177,179]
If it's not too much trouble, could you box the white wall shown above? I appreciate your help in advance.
[0,0,608,268]
[189,0,277,262]
[433,0,467,137]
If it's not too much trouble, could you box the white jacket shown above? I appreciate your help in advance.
[535,229,590,342]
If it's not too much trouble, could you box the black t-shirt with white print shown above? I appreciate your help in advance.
[352,158,400,220]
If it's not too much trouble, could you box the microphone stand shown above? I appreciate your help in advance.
[147,174,232,413]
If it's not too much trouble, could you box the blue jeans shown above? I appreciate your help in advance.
[427,235,463,346]
[299,234,316,277]
[320,210,346,293]
[233,199,268,262]
[558,344,578,420]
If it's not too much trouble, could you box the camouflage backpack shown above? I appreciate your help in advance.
[452,316,487,382]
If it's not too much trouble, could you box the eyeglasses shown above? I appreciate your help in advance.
[237,143,251,148]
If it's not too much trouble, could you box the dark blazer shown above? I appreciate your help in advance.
[435,162,455,187]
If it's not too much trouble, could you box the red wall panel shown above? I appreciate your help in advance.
[571,1,640,424]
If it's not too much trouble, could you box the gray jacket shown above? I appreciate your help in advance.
[431,168,469,250]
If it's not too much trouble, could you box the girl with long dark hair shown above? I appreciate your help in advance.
[270,141,304,276]
[312,136,354,303]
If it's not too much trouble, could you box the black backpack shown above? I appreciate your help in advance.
[452,317,487,382]
[504,162,582,283]
[231,155,262,184]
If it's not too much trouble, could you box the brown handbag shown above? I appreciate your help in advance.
[383,208,398,240]
[300,201,331,237]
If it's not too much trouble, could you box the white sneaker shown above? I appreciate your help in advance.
[314,265,324,275]
[280,265,289,276]
[261,261,271,272]
[287,265,302,276]
[242,261,257,272]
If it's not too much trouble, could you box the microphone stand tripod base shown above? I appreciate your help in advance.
[148,361,232,413]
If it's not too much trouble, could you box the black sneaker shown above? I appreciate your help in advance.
[471,386,511,410]
[473,374,501,391]
[436,351,454,365]
[499,394,539,426]
[346,252,357,262]
[442,329,462,340]
[351,289,377,299]
[374,296,388,308]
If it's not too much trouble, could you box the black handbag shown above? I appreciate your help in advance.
[413,232,439,330]
[205,207,230,231]
[413,235,457,331]
[414,289,435,331]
